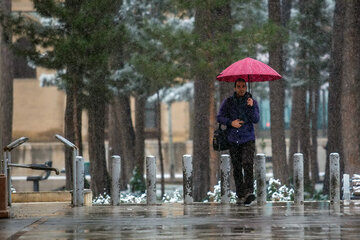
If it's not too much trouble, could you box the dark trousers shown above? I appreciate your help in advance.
[229,140,255,198]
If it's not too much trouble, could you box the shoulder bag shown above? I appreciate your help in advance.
[213,124,229,151]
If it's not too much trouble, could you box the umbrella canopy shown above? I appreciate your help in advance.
[216,57,282,82]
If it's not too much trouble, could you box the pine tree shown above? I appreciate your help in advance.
[3,0,123,196]
[323,0,345,195]
[287,0,332,189]
[109,0,189,193]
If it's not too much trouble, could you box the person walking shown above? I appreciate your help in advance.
[216,78,260,205]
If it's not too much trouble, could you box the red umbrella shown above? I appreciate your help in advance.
[216,57,282,82]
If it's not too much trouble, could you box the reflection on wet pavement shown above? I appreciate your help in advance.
[5,201,360,239]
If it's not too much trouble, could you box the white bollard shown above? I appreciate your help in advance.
[146,156,157,204]
[343,174,350,204]
[330,153,340,204]
[255,153,266,205]
[182,155,193,204]
[294,153,304,205]
[76,156,84,206]
[220,154,231,204]
[111,155,121,206]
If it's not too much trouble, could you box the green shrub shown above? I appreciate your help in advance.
[129,166,146,195]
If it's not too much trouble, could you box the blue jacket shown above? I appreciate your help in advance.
[216,92,260,145]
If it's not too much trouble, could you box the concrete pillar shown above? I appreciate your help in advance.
[182,155,193,204]
[255,153,266,205]
[76,156,84,206]
[330,153,340,204]
[0,174,9,218]
[111,155,121,206]
[146,156,157,204]
[343,174,350,204]
[220,154,231,204]
[294,153,304,205]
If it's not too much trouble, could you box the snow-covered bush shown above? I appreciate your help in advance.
[93,193,111,205]
[120,192,147,204]
[92,178,298,205]
[93,192,147,205]
[205,181,237,203]
[162,189,183,203]
[267,178,294,201]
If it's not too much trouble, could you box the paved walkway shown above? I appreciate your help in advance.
[2,201,360,239]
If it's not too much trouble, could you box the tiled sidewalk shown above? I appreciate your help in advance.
[2,201,360,239]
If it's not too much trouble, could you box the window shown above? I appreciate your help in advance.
[145,100,158,138]
[13,38,36,79]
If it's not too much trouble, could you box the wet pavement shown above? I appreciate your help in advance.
[2,201,360,239]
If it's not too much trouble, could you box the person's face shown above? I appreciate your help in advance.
[234,81,247,96]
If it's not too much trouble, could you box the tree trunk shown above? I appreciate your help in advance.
[341,0,360,176]
[108,98,123,177]
[215,1,233,103]
[117,95,135,189]
[192,5,213,201]
[288,87,301,177]
[193,78,211,201]
[324,0,345,195]
[217,4,233,104]
[64,75,82,190]
[281,0,293,179]
[73,84,82,156]
[0,0,13,148]
[281,0,292,26]
[64,91,75,190]
[88,94,110,197]
[299,85,311,188]
[156,92,165,198]
[135,95,146,176]
[268,0,288,184]
[211,1,232,190]
[310,80,320,184]
[290,0,312,189]
[209,78,218,190]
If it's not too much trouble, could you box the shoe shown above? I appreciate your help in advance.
[244,193,256,205]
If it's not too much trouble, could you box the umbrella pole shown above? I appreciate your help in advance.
[248,75,251,93]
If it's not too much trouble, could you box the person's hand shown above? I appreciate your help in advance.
[231,119,245,128]
[247,98,253,107]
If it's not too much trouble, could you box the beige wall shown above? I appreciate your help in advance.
[12,0,34,11]
[13,79,66,141]
[161,101,190,142]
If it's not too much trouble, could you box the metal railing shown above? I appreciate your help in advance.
[2,137,29,206]
[2,137,61,206]
[55,134,79,206]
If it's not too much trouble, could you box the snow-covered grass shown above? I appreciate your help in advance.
[91,178,301,205]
